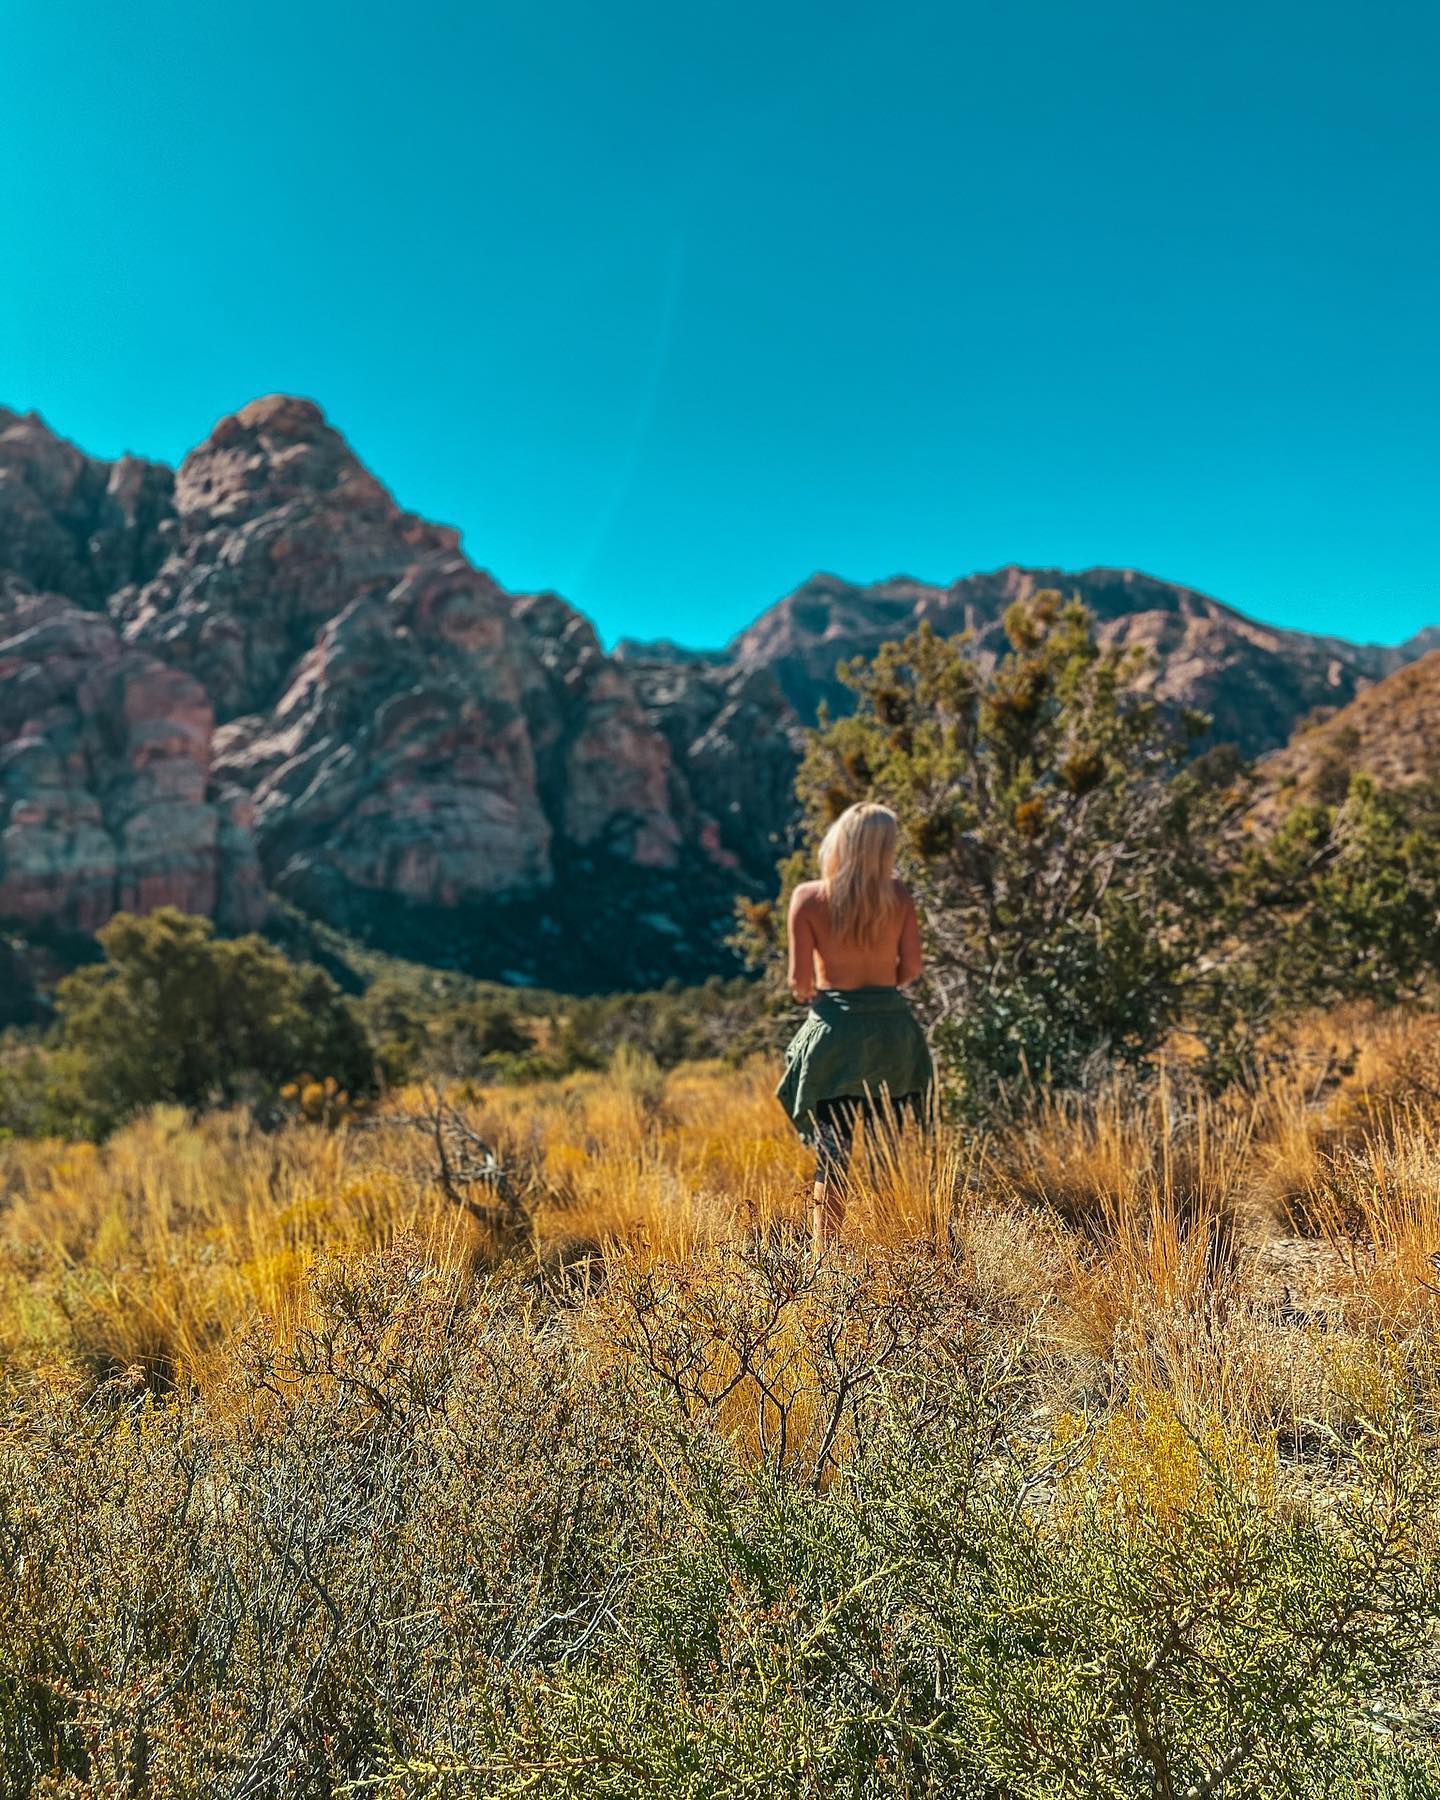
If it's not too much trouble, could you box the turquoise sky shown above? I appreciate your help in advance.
[2,0,1436,647]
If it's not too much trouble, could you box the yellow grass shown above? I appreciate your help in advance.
[3,1011,1440,1442]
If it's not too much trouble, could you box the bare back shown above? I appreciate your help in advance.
[786,878,922,1002]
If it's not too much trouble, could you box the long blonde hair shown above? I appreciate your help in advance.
[818,802,900,944]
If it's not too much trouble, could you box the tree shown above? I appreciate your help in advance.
[1230,774,1440,1018]
[740,595,1440,1115]
[51,909,374,1134]
[742,593,1245,1113]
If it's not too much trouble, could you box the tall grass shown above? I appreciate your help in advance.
[3,1009,1440,1792]
[4,1011,1440,1412]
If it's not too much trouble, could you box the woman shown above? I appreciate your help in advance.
[776,801,933,1256]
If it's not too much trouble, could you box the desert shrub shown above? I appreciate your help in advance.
[360,972,766,1089]
[553,976,767,1073]
[0,1248,669,1798]
[276,1072,369,1127]
[0,1039,70,1140]
[45,909,375,1136]
[366,1280,1440,1799]
[0,1241,1436,1799]
[1232,774,1440,1021]
[363,977,547,1084]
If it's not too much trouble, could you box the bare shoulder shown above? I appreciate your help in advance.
[892,877,916,909]
[789,879,824,915]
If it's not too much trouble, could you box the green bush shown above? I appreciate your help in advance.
[1231,773,1440,1022]
[360,971,767,1089]
[0,1243,1435,1798]
[552,976,765,1073]
[360,977,543,1085]
[0,1041,69,1140]
[45,908,375,1135]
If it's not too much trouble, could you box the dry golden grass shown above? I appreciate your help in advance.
[8,1016,1440,1799]
[3,1010,1440,1445]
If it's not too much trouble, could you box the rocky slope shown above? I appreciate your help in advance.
[0,398,799,986]
[1252,650,1440,818]
[0,404,174,608]
[618,654,802,879]
[726,567,1434,758]
[1,393,1435,988]
[0,583,266,934]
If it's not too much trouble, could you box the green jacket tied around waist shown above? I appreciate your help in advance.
[776,986,934,1145]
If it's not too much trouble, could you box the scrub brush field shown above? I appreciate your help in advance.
[3,1008,1440,1797]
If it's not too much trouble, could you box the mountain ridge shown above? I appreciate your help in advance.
[1252,650,1440,820]
[0,396,796,985]
[2,393,1436,986]
[722,564,1433,754]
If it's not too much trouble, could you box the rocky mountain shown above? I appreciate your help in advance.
[1,393,1435,990]
[0,582,265,935]
[726,567,1435,758]
[0,397,800,986]
[1252,650,1440,819]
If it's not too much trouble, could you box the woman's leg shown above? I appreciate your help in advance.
[817,1092,926,1253]
[811,1101,858,1257]
[812,1175,842,1258]
[812,1092,930,1254]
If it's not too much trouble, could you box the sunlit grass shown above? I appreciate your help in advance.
[3,1010,1440,1435]
[5,1012,1440,1794]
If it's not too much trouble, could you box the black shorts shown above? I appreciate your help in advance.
[811,1091,925,1183]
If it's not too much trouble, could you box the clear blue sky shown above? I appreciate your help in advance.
[2,0,1436,648]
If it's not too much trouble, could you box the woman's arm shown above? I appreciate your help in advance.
[896,885,923,987]
[787,884,817,1003]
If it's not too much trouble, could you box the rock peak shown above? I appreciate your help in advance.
[197,393,347,460]
[224,394,331,441]
[177,394,393,526]
[240,393,326,428]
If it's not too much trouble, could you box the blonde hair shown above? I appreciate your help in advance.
[818,802,900,944]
